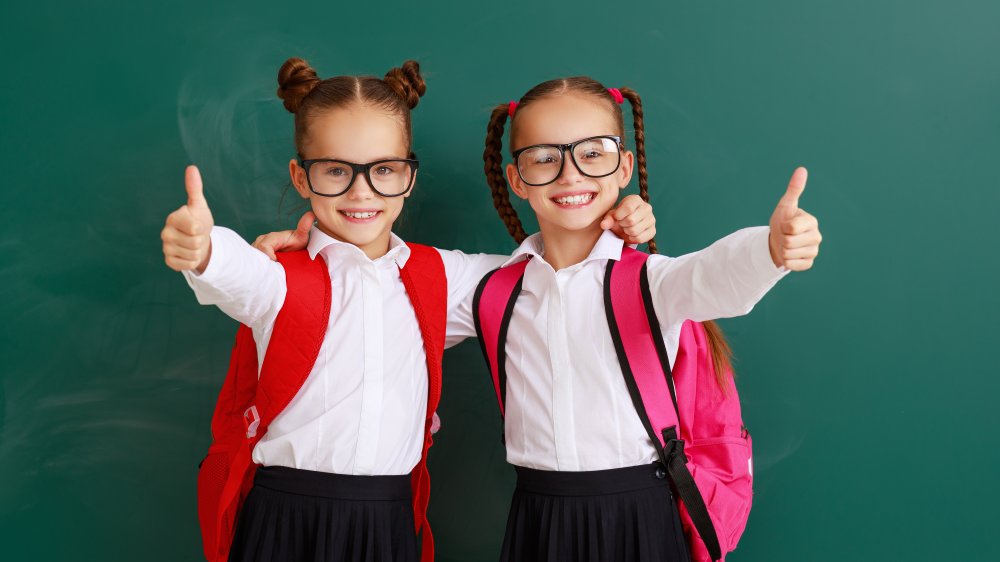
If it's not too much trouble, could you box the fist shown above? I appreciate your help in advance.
[161,165,214,273]
[599,194,657,245]
[769,167,822,271]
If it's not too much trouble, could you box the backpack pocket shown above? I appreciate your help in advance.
[197,442,252,562]
[684,432,754,550]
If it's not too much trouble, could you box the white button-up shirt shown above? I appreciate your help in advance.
[184,226,505,475]
[448,226,786,471]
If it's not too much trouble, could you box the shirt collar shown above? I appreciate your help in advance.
[307,226,411,268]
[500,229,625,268]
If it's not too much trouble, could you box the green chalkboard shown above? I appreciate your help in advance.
[2,0,997,560]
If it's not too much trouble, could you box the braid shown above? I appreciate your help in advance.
[619,87,656,254]
[620,86,731,389]
[484,104,528,243]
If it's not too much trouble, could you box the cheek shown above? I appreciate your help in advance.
[385,197,406,222]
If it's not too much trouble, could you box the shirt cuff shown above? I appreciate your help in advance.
[751,226,790,280]
[181,227,238,299]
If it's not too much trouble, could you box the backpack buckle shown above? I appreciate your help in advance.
[661,426,688,464]
[244,405,260,439]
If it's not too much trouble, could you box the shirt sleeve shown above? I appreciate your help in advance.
[181,226,287,331]
[645,226,787,324]
[435,248,510,349]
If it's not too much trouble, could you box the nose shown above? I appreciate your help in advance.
[556,147,585,184]
[346,172,376,200]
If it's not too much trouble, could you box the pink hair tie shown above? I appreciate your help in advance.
[608,87,624,104]
[508,101,518,117]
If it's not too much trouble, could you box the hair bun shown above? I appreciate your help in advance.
[277,57,321,113]
[383,60,426,110]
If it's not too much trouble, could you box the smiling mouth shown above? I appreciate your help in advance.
[339,210,382,222]
[551,192,597,207]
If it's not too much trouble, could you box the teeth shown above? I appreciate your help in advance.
[553,193,595,205]
[343,211,378,219]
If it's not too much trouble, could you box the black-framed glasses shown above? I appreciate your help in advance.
[298,157,419,197]
[512,135,623,187]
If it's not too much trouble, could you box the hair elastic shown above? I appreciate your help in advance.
[607,87,624,104]
[508,101,518,117]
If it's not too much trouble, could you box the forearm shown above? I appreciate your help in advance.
[648,227,787,323]
[182,226,286,328]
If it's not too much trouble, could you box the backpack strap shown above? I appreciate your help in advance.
[400,242,448,562]
[472,259,530,420]
[207,250,331,562]
[255,251,332,427]
[604,247,723,562]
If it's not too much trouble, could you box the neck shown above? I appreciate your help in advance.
[359,238,392,261]
[316,224,392,261]
[536,220,605,271]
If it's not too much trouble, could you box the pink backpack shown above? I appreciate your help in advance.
[473,247,754,562]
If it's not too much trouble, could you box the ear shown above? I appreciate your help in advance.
[505,162,529,200]
[289,158,311,199]
[618,150,634,191]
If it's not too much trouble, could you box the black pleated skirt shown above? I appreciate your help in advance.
[501,463,692,562]
[228,466,418,562]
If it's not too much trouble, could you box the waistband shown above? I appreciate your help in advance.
[254,466,412,501]
[514,463,670,497]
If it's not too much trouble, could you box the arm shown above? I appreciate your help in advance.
[647,168,821,323]
[437,249,509,349]
[161,166,286,329]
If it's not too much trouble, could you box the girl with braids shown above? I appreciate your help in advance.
[163,58,655,562]
[476,77,821,562]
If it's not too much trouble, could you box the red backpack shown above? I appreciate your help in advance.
[196,245,446,562]
[473,247,754,562]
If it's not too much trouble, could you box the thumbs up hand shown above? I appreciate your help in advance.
[162,165,215,273]
[768,167,822,271]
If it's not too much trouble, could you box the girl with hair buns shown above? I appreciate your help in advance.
[161,58,655,562]
[475,77,822,562]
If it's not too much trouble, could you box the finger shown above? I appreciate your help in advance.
[777,167,808,216]
[612,195,643,221]
[167,207,206,236]
[294,212,316,237]
[781,212,819,236]
[625,225,657,246]
[782,230,823,250]
[614,203,654,229]
[251,235,278,261]
[784,258,815,271]
[166,246,204,262]
[779,246,820,261]
[164,254,201,272]
[185,165,208,210]
[600,209,616,230]
[162,229,204,251]
[622,214,655,238]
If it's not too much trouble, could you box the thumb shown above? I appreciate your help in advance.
[600,209,615,230]
[185,165,209,210]
[293,211,316,239]
[777,166,808,216]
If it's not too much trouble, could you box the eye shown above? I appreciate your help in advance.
[324,166,349,177]
[580,150,604,160]
[373,165,395,176]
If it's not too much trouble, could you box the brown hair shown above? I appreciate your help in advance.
[482,77,735,390]
[277,57,426,154]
